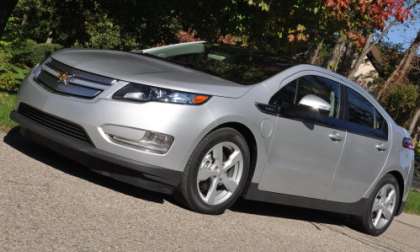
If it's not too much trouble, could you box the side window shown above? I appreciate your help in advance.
[347,88,375,128]
[269,75,341,121]
[374,110,388,139]
[269,79,298,111]
[346,88,388,140]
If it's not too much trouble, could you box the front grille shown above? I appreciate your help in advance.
[45,59,115,86]
[37,71,102,99]
[34,59,116,99]
[18,103,92,144]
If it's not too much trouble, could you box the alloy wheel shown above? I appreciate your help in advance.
[196,141,244,206]
[371,183,397,230]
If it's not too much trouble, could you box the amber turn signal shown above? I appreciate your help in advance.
[192,95,210,105]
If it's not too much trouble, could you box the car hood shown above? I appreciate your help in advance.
[51,49,252,98]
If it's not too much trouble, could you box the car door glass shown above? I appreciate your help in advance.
[269,79,298,111]
[346,88,388,140]
[269,75,341,123]
[347,88,375,128]
[374,110,388,139]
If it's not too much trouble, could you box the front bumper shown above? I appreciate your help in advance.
[15,75,216,172]
[11,111,182,194]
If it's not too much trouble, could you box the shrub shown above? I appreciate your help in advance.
[383,84,418,126]
[0,46,27,92]
[0,39,61,92]
[11,39,62,67]
[79,14,123,49]
[0,63,29,92]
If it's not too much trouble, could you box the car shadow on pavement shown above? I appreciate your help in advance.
[3,127,167,204]
[231,198,355,230]
[4,127,357,231]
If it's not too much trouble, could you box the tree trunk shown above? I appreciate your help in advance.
[0,0,18,37]
[409,108,420,136]
[327,35,347,71]
[309,40,324,65]
[347,12,415,81]
[45,31,53,44]
[377,31,420,100]
[338,40,356,76]
[348,34,374,80]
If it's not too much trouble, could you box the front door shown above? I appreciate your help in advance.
[259,74,346,200]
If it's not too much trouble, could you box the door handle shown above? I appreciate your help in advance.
[375,143,387,152]
[328,132,343,142]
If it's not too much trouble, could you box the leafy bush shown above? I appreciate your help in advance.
[0,39,61,92]
[11,39,62,67]
[383,84,418,126]
[0,67,28,92]
[0,45,27,92]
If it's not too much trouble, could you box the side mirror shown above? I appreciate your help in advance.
[298,94,331,112]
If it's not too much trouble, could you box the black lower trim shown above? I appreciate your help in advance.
[10,111,182,194]
[244,183,368,216]
[18,103,92,144]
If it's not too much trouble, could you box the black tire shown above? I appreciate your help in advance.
[357,174,400,236]
[179,128,250,214]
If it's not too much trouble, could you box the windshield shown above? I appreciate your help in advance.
[142,43,293,85]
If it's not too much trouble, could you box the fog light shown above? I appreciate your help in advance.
[110,131,174,154]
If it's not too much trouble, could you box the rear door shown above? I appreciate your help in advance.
[327,87,390,203]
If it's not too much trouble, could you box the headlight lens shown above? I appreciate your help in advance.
[31,64,42,79]
[113,83,210,105]
[32,57,51,80]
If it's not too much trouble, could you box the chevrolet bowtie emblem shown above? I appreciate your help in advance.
[57,72,74,86]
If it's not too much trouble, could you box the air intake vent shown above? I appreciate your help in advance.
[18,103,92,144]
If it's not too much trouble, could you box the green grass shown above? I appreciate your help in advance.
[405,191,420,215]
[0,91,17,131]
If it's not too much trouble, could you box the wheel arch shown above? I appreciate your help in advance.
[386,170,405,215]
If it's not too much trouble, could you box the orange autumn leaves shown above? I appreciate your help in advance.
[325,0,410,47]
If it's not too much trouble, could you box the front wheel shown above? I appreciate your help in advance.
[179,128,250,214]
[357,174,400,236]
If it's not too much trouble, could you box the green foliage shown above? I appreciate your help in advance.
[0,39,60,92]
[0,91,17,130]
[405,191,420,215]
[376,42,406,78]
[3,0,55,43]
[383,84,418,126]
[0,44,27,92]
[76,14,128,49]
[11,39,62,67]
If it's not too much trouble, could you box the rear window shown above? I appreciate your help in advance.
[143,43,292,85]
[346,88,388,140]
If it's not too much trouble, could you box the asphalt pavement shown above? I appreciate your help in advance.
[1,128,420,252]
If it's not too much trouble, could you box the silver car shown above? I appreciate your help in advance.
[11,41,415,235]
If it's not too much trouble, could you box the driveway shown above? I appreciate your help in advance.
[1,128,420,252]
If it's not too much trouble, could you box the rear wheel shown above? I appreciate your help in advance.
[179,128,250,214]
[357,174,400,236]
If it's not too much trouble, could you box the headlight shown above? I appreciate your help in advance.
[113,83,210,105]
[32,57,51,80]
[31,64,42,79]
